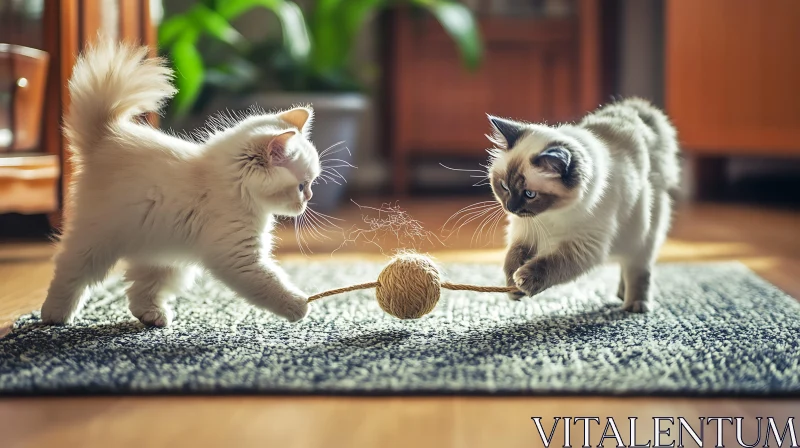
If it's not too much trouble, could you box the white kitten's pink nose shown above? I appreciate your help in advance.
[304,190,313,202]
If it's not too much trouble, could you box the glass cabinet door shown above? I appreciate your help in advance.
[0,0,48,153]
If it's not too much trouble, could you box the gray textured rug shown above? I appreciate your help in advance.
[1,261,799,396]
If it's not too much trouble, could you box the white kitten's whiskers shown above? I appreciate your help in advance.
[318,141,356,185]
[292,207,343,256]
[318,141,346,158]
[293,214,312,256]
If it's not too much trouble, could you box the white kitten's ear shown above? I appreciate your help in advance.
[486,115,526,150]
[264,130,296,164]
[278,106,314,136]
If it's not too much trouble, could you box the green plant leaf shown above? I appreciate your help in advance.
[159,16,192,48]
[415,0,482,70]
[271,1,311,62]
[309,0,481,81]
[310,0,385,76]
[159,0,480,99]
[214,0,310,63]
[309,0,345,72]
[215,0,276,19]
[170,34,204,116]
[187,5,249,52]
[159,0,311,111]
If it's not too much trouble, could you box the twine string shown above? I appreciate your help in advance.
[441,282,518,293]
[307,281,519,303]
[307,282,379,302]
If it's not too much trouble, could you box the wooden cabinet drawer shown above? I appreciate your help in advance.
[396,16,580,156]
[387,1,602,194]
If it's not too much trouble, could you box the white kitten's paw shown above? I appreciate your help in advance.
[621,300,651,313]
[40,300,76,325]
[133,307,173,328]
[276,292,309,323]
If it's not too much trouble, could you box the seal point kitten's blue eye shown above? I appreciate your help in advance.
[298,183,304,191]
[501,180,509,191]
[524,190,536,198]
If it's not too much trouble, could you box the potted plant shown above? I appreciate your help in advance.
[159,0,482,209]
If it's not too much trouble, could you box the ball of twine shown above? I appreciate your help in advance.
[375,252,441,319]
[307,253,519,319]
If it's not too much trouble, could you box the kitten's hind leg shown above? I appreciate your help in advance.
[621,266,653,313]
[616,269,626,301]
[41,242,118,324]
[621,191,672,313]
[126,264,195,327]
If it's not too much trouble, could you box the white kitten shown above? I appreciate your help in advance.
[487,98,681,312]
[41,39,321,327]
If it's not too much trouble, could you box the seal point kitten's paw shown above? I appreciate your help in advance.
[277,293,309,323]
[512,267,544,297]
[621,300,651,313]
[135,307,173,327]
[508,290,525,301]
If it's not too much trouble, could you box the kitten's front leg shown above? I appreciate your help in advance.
[513,239,606,297]
[504,243,534,300]
[205,250,308,322]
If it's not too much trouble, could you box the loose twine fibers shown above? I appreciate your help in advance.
[307,253,519,319]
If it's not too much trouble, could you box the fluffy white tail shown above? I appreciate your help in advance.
[65,38,176,154]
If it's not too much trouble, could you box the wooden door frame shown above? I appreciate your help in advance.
[42,0,78,227]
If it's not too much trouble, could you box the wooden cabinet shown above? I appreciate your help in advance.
[0,0,156,223]
[665,0,800,197]
[386,0,602,194]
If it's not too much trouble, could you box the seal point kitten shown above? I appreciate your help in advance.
[41,39,320,327]
[487,98,681,312]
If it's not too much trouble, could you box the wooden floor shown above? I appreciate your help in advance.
[1,199,799,447]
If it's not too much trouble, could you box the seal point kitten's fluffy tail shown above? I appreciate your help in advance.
[66,39,176,155]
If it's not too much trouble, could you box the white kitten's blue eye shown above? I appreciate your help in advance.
[500,180,509,191]
[298,183,304,191]
[524,190,536,199]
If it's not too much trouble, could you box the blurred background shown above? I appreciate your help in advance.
[1,0,799,258]
[1,3,799,443]
[2,4,800,444]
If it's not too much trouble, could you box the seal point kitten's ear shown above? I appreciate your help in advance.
[278,106,314,136]
[264,130,296,164]
[486,115,526,149]
[534,146,571,175]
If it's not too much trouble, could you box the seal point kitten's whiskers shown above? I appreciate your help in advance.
[487,98,681,312]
